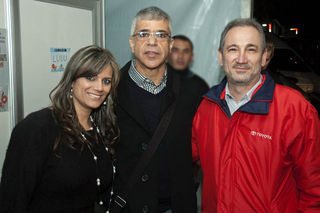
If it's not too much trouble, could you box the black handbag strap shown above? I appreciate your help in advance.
[111,74,180,212]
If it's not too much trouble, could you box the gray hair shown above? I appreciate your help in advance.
[130,6,172,35]
[218,18,266,52]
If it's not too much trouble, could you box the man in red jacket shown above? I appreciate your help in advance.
[192,18,320,212]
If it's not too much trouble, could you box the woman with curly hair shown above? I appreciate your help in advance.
[0,45,120,213]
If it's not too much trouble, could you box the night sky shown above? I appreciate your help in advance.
[253,0,317,39]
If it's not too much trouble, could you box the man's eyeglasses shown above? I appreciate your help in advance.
[132,31,171,41]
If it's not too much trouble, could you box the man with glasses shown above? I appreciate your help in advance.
[113,6,201,213]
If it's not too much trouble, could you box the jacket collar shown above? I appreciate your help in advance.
[117,61,178,133]
[204,72,275,116]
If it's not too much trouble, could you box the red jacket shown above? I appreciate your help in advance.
[192,74,320,212]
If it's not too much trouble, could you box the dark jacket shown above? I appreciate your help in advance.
[113,61,207,213]
[0,108,113,213]
[167,64,210,93]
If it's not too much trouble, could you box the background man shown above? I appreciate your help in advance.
[168,34,209,208]
[168,34,209,92]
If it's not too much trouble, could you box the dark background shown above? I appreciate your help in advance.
[253,0,316,38]
[253,0,320,114]
[253,0,320,71]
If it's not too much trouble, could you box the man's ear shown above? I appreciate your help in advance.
[261,48,268,68]
[129,37,135,54]
[169,38,173,52]
[218,50,223,66]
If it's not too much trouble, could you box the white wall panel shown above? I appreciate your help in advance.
[20,0,93,116]
[0,0,11,179]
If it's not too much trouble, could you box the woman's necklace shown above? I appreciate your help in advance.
[80,116,114,212]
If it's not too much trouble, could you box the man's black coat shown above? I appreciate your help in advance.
[113,61,208,213]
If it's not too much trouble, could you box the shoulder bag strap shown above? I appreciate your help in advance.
[111,74,180,212]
